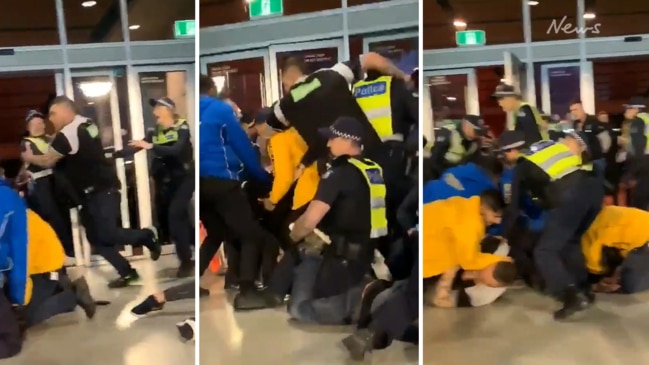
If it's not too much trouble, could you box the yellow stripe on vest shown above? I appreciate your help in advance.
[347,158,389,239]
[522,141,582,180]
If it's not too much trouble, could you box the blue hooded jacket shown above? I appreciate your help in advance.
[0,179,28,305]
[500,167,545,232]
[423,163,496,204]
[199,96,270,183]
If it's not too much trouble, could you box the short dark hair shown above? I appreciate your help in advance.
[493,261,518,285]
[569,99,582,107]
[200,74,215,95]
[49,96,78,114]
[282,56,308,75]
[480,189,506,213]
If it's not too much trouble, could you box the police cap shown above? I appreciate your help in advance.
[25,109,44,123]
[318,116,364,144]
[492,83,520,99]
[624,96,647,110]
[497,130,526,151]
[149,97,176,109]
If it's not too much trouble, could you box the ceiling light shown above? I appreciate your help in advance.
[453,20,467,28]
[129,25,140,30]
[82,1,97,7]
[78,81,112,98]
[528,0,539,5]
[583,12,596,19]
[446,96,457,101]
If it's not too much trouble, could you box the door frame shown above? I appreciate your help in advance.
[268,39,344,101]
[362,31,419,54]
[65,70,133,263]
[200,50,272,108]
[424,68,480,116]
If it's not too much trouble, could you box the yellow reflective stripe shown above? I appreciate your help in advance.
[353,76,394,139]
[347,157,389,238]
[24,137,49,153]
[522,143,581,180]
[638,113,649,154]
[444,129,464,163]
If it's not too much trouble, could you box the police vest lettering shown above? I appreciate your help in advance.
[347,158,389,239]
[637,112,649,155]
[353,76,394,139]
[522,140,581,180]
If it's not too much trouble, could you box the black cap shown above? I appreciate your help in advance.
[497,131,526,151]
[566,131,589,152]
[25,109,44,123]
[464,115,488,136]
[148,97,176,109]
[624,97,646,109]
[318,117,364,143]
[492,83,520,98]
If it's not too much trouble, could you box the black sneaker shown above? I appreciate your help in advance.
[145,227,162,261]
[73,277,97,319]
[108,270,140,289]
[177,261,194,278]
[233,290,270,311]
[553,287,591,321]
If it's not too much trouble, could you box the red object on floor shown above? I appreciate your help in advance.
[199,222,221,273]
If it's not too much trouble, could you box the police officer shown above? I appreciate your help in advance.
[353,65,418,237]
[20,110,74,258]
[22,96,161,288]
[569,100,611,177]
[620,97,649,210]
[125,97,195,278]
[493,83,547,145]
[427,115,486,178]
[503,132,603,319]
[283,116,388,324]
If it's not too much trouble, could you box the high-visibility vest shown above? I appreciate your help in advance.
[440,122,478,164]
[353,76,394,140]
[152,119,188,145]
[509,102,549,141]
[521,140,582,181]
[23,137,49,154]
[637,112,649,155]
[347,158,389,239]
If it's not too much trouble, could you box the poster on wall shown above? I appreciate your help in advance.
[139,73,167,132]
[548,66,580,119]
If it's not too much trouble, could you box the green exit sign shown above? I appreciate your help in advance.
[456,30,486,46]
[174,20,195,39]
[249,0,283,19]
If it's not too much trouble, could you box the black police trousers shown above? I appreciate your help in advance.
[167,174,195,265]
[534,176,604,296]
[199,177,278,292]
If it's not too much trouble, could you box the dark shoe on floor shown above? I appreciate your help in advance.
[176,317,195,342]
[73,277,97,319]
[108,270,140,289]
[145,227,162,261]
[233,290,270,311]
[199,288,210,297]
[342,329,373,361]
[553,287,591,321]
[224,277,239,291]
[358,280,393,329]
[177,261,194,278]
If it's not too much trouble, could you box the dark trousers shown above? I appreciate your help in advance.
[24,273,76,328]
[168,175,195,265]
[28,177,74,257]
[534,176,604,296]
[81,189,152,277]
[631,174,649,211]
[199,177,278,291]
[620,246,649,294]
[0,291,22,359]
[378,143,411,239]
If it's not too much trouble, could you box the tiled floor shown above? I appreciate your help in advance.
[5,255,195,365]
[199,274,418,365]
[423,288,649,365]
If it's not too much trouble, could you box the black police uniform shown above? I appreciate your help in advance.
[623,97,649,210]
[428,115,484,178]
[50,115,160,287]
[493,84,544,146]
[503,138,603,319]
[21,118,75,257]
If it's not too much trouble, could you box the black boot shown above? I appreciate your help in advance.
[177,261,194,278]
[342,329,374,361]
[233,286,269,311]
[553,286,591,321]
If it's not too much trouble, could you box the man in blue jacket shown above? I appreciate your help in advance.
[199,75,276,310]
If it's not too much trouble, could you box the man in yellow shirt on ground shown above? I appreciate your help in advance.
[581,205,649,294]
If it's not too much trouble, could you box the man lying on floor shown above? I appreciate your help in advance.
[422,191,518,302]
[581,205,649,294]
[0,178,96,358]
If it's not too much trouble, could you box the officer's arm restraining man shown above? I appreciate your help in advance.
[428,115,486,179]
[493,83,547,145]
[22,96,161,288]
[621,97,649,210]
[502,132,604,320]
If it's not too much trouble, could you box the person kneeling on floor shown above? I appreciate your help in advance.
[581,205,649,294]
[422,190,518,298]
[0,177,96,340]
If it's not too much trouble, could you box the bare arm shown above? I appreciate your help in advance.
[289,200,331,242]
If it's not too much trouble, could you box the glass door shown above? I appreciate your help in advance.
[268,39,344,102]
[425,68,479,129]
[66,70,133,264]
[201,50,271,121]
[132,64,195,256]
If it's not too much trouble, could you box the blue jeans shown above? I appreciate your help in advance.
[288,254,364,325]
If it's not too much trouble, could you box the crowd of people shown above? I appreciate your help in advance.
[422,83,649,319]
[0,95,196,358]
[196,51,419,360]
